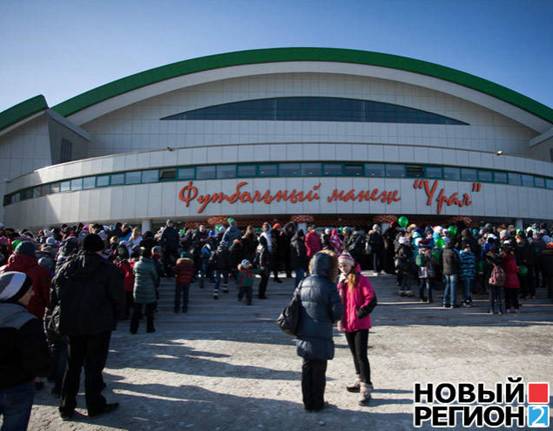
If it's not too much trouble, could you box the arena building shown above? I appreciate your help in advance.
[1,47,553,231]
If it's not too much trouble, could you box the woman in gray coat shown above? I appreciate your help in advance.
[130,247,159,334]
[296,250,343,411]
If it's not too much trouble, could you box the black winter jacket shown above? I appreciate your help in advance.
[48,252,125,336]
[290,234,308,270]
[0,303,50,389]
[296,253,343,360]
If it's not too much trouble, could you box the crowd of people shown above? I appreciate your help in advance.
[1,216,553,427]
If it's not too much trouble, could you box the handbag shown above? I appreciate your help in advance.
[276,284,302,336]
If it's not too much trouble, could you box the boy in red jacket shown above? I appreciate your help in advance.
[174,252,195,313]
[114,246,135,320]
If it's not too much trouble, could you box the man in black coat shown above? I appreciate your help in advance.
[296,251,343,411]
[160,219,180,277]
[0,271,50,430]
[49,234,124,419]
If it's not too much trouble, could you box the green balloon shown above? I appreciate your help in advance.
[448,225,458,236]
[215,224,224,233]
[519,265,528,276]
[398,216,409,228]
[436,237,445,249]
[12,239,21,251]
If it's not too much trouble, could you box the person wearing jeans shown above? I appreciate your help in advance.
[443,274,458,307]
[442,239,459,308]
[459,242,476,307]
[0,272,51,430]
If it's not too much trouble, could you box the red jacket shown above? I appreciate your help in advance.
[337,273,376,332]
[116,259,135,293]
[175,258,195,285]
[501,254,520,289]
[3,253,51,319]
[305,231,322,258]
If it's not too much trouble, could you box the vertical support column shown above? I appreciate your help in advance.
[141,219,152,234]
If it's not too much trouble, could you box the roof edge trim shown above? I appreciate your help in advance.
[0,95,48,134]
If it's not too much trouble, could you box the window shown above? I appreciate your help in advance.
[365,163,385,177]
[258,164,278,177]
[521,174,534,187]
[534,177,545,188]
[508,173,522,186]
[385,164,406,178]
[33,187,42,198]
[3,195,11,206]
[461,168,477,182]
[110,174,125,185]
[443,167,461,181]
[279,163,301,176]
[343,163,364,177]
[196,166,216,180]
[125,171,141,185]
[20,189,33,200]
[425,166,443,179]
[97,175,110,187]
[160,168,177,181]
[546,178,553,190]
[494,172,507,184]
[70,178,82,191]
[323,163,342,176]
[406,165,424,178]
[301,163,321,176]
[478,170,493,182]
[83,177,96,189]
[142,170,159,183]
[237,164,257,177]
[50,182,61,193]
[60,181,71,192]
[177,167,194,180]
[217,164,236,179]
[161,96,468,125]
[12,193,20,203]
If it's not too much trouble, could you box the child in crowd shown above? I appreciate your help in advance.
[237,259,255,305]
[459,241,476,307]
[174,252,195,313]
[396,236,414,297]
[416,241,434,303]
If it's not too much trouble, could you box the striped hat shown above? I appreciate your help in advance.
[0,272,32,303]
[338,252,355,267]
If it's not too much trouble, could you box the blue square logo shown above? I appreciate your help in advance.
[528,406,550,428]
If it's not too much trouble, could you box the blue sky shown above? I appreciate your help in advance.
[1,0,552,113]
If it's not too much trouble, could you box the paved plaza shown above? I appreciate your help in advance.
[27,273,553,430]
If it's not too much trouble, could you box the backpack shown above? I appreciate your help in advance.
[489,264,506,287]
[276,285,302,336]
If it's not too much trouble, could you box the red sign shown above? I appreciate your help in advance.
[178,181,400,214]
[413,179,480,215]
[177,179,480,215]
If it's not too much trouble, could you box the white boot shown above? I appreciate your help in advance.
[359,382,372,406]
[346,374,361,393]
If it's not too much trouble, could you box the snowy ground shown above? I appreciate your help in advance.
[23,272,553,430]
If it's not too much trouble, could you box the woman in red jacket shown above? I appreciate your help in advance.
[501,243,520,313]
[337,252,377,406]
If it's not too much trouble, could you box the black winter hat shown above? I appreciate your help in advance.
[82,234,105,252]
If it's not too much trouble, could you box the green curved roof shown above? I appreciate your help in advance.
[2,48,553,133]
[0,95,48,134]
